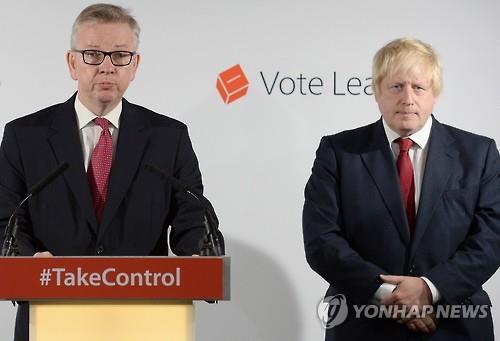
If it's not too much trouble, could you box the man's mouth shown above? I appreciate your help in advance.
[97,82,115,89]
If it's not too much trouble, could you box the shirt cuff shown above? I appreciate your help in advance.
[372,283,397,304]
[421,276,441,303]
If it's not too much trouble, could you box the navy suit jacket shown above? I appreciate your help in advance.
[303,117,500,340]
[0,94,213,340]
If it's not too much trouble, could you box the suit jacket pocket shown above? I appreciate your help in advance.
[469,289,491,306]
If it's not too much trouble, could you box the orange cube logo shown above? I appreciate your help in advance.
[216,64,249,104]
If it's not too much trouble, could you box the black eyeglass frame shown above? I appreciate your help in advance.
[71,49,137,66]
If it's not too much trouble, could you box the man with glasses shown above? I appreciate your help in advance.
[0,4,217,340]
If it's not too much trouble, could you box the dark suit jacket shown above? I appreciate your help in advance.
[0,94,213,340]
[303,117,500,340]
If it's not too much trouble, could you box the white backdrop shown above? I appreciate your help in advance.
[0,1,499,340]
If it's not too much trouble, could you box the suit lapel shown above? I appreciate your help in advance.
[360,120,411,246]
[98,99,150,240]
[409,118,457,258]
[47,94,99,233]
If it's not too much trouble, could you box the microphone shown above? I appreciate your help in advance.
[29,163,69,196]
[2,162,68,256]
[145,164,223,256]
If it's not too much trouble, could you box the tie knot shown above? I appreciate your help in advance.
[398,138,413,153]
[94,117,110,131]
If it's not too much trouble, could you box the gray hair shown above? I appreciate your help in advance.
[71,3,140,50]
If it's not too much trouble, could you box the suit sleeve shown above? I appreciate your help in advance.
[425,139,500,303]
[303,137,386,304]
[167,126,224,255]
[0,124,36,256]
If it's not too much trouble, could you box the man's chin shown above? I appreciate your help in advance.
[96,94,119,106]
[82,94,121,115]
[396,125,422,136]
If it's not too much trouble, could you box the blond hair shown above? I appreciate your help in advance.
[372,37,442,96]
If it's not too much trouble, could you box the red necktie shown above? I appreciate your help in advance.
[88,118,113,223]
[396,138,416,235]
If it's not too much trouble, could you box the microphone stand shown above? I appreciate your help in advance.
[145,164,223,256]
[2,162,68,257]
[182,187,222,256]
[1,195,31,256]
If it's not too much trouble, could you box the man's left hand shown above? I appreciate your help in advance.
[380,274,432,318]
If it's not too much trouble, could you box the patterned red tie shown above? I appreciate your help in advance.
[88,118,113,223]
[397,138,416,235]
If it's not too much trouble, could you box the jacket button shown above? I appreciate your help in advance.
[96,245,104,255]
[409,265,416,274]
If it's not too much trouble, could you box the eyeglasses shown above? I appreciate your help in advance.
[72,49,137,66]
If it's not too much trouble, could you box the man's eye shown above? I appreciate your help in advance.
[85,51,101,59]
[113,52,131,59]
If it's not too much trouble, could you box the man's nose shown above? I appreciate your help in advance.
[402,85,414,105]
[99,55,115,73]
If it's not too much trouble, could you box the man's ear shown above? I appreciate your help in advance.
[66,51,78,80]
[129,53,141,82]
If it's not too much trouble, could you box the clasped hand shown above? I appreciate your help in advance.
[379,274,437,334]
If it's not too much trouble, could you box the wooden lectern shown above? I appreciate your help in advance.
[0,256,230,341]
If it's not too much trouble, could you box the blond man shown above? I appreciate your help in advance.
[303,38,500,340]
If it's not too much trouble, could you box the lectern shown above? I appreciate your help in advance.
[0,256,230,341]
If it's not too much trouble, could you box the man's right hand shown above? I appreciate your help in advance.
[33,251,53,257]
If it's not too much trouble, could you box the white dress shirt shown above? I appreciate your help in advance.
[74,96,121,171]
[373,117,441,304]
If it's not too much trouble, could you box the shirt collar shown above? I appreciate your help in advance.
[382,115,433,150]
[74,95,121,130]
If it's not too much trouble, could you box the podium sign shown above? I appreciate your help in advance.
[0,256,230,341]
